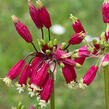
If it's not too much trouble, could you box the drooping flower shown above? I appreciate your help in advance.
[39,78,54,108]
[30,63,49,91]
[62,63,77,84]
[16,64,31,93]
[102,2,109,23]
[36,0,52,28]
[11,15,33,43]
[70,14,85,33]
[28,0,43,29]
[79,65,98,88]
[68,32,86,45]
[3,59,25,86]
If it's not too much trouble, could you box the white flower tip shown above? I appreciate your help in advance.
[31,84,42,91]
[16,83,25,93]
[67,81,79,89]
[39,100,46,108]
[79,79,87,89]
[3,77,12,87]
[11,15,19,23]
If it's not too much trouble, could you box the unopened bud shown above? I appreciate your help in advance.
[99,41,104,47]
[40,39,46,46]
[75,63,82,68]
[61,42,66,49]
[45,50,51,55]
[53,39,57,45]
[48,41,53,47]
[60,63,65,68]
[53,47,56,51]
[93,39,97,44]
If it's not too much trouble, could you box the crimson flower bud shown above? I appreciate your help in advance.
[102,2,109,23]
[30,63,49,90]
[28,0,43,29]
[62,64,77,84]
[70,14,85,33]
[80,65,98,88]
[11,15,33,43]
[39,78,54,107]
[3,59,25,86]
[36,0,52,28]
[68,32,86,45]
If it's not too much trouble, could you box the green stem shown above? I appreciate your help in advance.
[104,65,109,109]
[50,84,55,109]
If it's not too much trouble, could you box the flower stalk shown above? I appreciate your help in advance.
[104,65,109,109]
[50,83,55,109]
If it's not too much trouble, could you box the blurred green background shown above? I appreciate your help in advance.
[0,0,106,109]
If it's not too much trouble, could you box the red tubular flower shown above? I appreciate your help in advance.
[28,0,43,29]
[30,57,42,69]
[18,64,31,86]
[3,59,25,86]
[11,15,33,43]
[39,78,54,107]
[70,15,85,33]
[102,2,109,23]
[30,63,49,90]
[68,32,85,45]
[78,46,90,58]
[30,57,43,83]
[16,64,31,93]
[7,59,25,80]
[36,0,52,28]
[80,65,98,87]
[62,64,77,84]
[74,57,85,65]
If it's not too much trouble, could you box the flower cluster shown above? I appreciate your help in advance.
[1,0,109,108]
